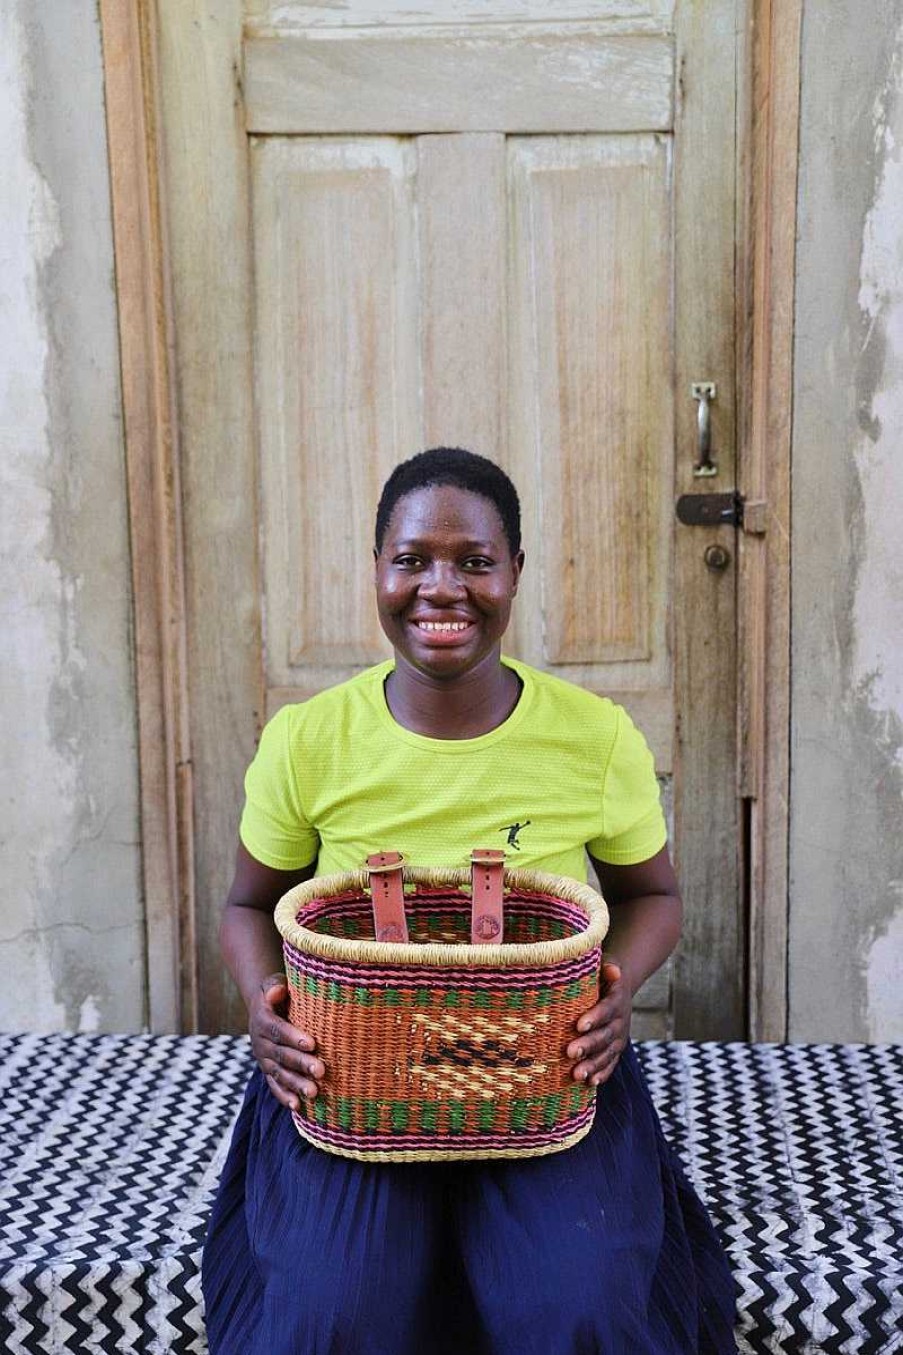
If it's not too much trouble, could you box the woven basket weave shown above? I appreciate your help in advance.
[274,852,609,1162]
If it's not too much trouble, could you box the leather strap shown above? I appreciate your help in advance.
[366,851,409,943]
[470,849,505,944]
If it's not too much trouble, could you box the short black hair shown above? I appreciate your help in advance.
[375,448,521,555]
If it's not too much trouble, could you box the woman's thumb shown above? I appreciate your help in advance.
[260,972,288,1002]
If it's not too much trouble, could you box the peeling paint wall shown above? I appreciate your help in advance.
[0,3,144,1030]
[791,1,903,1041]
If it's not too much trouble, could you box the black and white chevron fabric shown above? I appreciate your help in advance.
[637,1042,903,1355]
[1,1036,900,1353]
[0,1033,252,1354]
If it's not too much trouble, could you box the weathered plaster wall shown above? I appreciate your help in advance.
[791,1,903,1041]
[0,3,145,1030]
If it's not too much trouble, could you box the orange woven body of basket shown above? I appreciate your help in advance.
[274,851,609,1163]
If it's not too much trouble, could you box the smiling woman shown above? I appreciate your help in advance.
[376,480,524,731]
[203,448,739,1355]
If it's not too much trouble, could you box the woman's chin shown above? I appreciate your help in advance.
[396,638,499,682]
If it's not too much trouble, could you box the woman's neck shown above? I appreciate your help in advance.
[384,652,522,740]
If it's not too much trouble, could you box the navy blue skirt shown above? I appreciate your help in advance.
[202,1043,738,1354]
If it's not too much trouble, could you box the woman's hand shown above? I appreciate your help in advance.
[567,960,632,1088]
[249,973,326,1109]
[219,845,323,1110]
[566,847,683,1089]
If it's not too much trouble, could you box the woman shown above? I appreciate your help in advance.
[203,447,738,1354]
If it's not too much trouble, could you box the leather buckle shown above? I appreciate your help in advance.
[366,852,409,943]
[470,848,505,945]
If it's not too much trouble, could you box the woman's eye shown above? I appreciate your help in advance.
[393,555,423,568]
[462,557,493,571]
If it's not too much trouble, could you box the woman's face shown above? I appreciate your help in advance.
[374,484,524,682]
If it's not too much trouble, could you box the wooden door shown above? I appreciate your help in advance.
[155,0,743,1040]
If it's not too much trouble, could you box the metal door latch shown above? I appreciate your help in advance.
[675,492,767,533]
[676,491,743,527]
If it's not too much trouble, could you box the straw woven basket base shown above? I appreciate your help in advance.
[290,1108,596,1163]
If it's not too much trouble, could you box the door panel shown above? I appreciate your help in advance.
[243,28,674,134]
[506,136,672,762]
[253,138,419,692]
[418,134,508,455]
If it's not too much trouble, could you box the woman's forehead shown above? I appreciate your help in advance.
[384,485,506,542]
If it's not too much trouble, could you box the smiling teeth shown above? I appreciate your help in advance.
[417,621,469,632]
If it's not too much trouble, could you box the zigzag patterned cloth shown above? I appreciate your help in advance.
[641,1043,903,1354]
[0,1035,900,1353]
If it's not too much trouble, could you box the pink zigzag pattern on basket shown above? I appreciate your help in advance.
[284,945,601,990]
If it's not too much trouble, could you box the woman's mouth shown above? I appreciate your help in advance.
[411,618,475,642]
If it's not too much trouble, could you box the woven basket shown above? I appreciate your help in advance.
[274,850,609,1162]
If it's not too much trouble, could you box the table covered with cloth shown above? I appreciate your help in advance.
[0,1034,900,1354]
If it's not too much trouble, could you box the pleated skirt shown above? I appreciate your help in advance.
[202,1043,738,1355]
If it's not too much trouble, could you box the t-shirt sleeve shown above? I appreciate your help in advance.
[239,706,319,870]
[587,705,668,866]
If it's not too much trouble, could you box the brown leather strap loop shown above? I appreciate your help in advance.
[470,848,505,944]
[366,851,409,943]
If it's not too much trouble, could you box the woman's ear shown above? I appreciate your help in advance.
[511,549,525,595]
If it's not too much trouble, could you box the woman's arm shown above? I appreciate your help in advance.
[221,843,325,1106]
[566,845,682,1088]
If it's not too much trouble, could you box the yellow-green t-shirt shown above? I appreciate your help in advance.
[239,658,667,883]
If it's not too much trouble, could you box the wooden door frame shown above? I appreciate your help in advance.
[100,0,800,1038]
[99,0,196,1032]
[736,0,802,1041]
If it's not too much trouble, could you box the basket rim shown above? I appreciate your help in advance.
[274,864,609,968]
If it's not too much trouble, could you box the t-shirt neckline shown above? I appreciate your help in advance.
[371,656,534,752]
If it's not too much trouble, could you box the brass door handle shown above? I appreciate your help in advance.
[691,382,717,477]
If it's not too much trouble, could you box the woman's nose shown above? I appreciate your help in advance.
[419,562,466,600]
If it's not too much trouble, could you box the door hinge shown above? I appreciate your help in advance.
[675,493,767,534]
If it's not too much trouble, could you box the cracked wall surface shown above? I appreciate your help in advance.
[791,1,903,1041]
[0,2,144,1031]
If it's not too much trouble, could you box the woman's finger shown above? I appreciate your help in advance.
[265,1069,314,1110]
[574,999,606,1034]
[264,1055,322,1103]
[575,982,628,1034]
[587,1042,624,1086]
[267,1040,325,1082]
[567,1019,620,1064]
[256,1016,317,1060]
[253,1032,326,1096]
[252,1002,317,1053]
[572,986,630,1041]
[571,1044,622,1085]
[570,1023,625,1080]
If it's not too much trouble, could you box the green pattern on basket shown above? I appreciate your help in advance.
[287,968,598,1009]
[293,1087,591,1137]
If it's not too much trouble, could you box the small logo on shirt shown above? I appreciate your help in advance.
[500,820,531,850]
